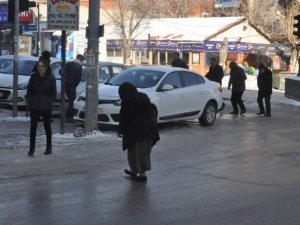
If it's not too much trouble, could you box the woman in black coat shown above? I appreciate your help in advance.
[228,61,247,115]
[27,58,57,156]
[118,82,160,181]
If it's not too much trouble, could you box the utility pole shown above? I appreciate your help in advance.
[37,3,40,56]
[12,0,19,117]
[84,0,100,132]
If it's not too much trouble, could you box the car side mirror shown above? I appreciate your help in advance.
[160,84,174,91]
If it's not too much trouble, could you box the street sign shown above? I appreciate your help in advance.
[47,0,80,31]
[0,3,7,22]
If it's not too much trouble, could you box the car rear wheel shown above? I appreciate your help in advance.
[199,101,217,126]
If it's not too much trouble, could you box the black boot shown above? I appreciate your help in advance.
[28,146,35,156]
[44,146,52,155]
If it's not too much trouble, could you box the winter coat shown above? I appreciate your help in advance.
[119,83,160,151]
[27,72,57,111]
[206,64,224,85]
[228,67,247,92]
[65,60,83,88]
[171,58,189,69]
[257,68,272,96]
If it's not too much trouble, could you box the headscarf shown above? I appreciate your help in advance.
[118,82,137,99]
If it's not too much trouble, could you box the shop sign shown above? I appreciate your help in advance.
[19,36,32,55]
[47,0,80,31]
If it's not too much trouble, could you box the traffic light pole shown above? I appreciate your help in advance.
[84,0,100,132]
[12,0,19,117]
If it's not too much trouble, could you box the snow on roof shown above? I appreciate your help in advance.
[106,17,246,41]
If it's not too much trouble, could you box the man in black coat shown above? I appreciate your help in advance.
[205,57,224,85]
[171,52,188,69]
[119,82,160,181]
[65,54,84,122]
[257,64,273,117]
[228,61,247,115]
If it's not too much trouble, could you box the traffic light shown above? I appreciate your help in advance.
[8,0,37,23]
[293,15,300,38]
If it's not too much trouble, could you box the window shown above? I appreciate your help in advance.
[111,66,126,78]
[160,72,181,89]
[192,53,200,64]
[51,62,62,79]
[181,71,204,87]
[98,66,110,81]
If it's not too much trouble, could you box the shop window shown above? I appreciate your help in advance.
[182,52,189,65]
[107,49,122,57]
[192,53,200,64]
[205,53,219,66]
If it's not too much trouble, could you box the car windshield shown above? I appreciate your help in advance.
[108,69,165,88]
[0,59,36,76]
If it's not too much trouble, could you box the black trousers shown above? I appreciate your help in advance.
[30,110,52,149]
[66,86,76,118]
[231,91,246,112]
[257,93,271,115]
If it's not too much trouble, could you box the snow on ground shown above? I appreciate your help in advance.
[222,74,258,91]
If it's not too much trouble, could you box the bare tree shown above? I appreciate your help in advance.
[150,0,214,18]
[103,0,151,64]
[278,0,300,71]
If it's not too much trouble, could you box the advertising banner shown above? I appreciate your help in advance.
[47,0,80,31]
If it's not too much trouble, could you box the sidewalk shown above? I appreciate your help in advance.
[221,75,300,106]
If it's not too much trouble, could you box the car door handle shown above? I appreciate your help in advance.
[180,94,185,98]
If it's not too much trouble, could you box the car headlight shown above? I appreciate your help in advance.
[18,83,28,90]
[113,99,121,106]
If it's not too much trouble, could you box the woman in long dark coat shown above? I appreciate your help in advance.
[27,58,57,156]
[118,82,160,181]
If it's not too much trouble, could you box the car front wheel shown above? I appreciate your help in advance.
[199,101,217,126]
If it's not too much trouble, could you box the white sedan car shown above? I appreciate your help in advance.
[73,66,224,126]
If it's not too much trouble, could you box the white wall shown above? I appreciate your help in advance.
[211,20,270,44]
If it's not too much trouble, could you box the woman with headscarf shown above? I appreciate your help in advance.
[118,82,160,181]
[27,58,57,156]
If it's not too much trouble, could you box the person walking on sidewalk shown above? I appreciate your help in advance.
[256,64,272,117]
[65,54,84,122]
[118,82,160,182]
[205,57,224,85]
[228,61,247,115]
[27,58,57,156]
[32,50,52,72]
[171,52,188,69]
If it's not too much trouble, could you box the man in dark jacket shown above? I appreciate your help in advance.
[32,50,51,72]
[119,82,160,181]
[257,64,273,117]
[228,61,247,115]
[205,57,224,85]
[65,54,84,122]
[171,52,188,69]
